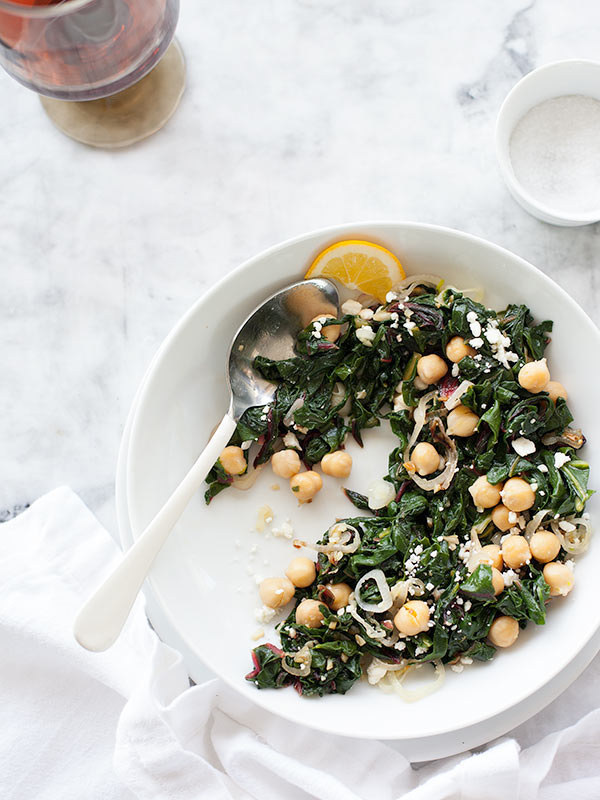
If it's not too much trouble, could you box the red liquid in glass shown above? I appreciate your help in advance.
[0,0,179,100]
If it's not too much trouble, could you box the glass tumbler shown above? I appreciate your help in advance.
[0,0,185,147]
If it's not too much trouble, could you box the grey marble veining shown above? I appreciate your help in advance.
[1,0,599,534]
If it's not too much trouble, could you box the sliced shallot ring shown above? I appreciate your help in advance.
[283,396,305,427]
[444,380,473,411]
[354,569,393,613]
[551,516,591,555]
[232,463,265,490]
[403,390,438,461]
[377,659,445,702]
[408,417,458,492]
[293,524,361,555]
[524,509,551,541]
[281,643,313,677]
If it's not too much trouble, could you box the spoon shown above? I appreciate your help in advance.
[74,277,339,651]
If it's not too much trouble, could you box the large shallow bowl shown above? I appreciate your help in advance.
[123,222,599,741]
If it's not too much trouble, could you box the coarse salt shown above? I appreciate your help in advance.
[509,95,600,214]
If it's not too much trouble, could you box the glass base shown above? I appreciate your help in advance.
[39,39,185,148]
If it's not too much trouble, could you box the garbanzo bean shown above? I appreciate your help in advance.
[545,381,568,403]
[446,336,476,363]
[285,557,316,588]
[491,503,512,532]
[469,476,503,509]
[417,354,448,385]
[543,562,574,596]
[501,534,531,569]
[323,582,352,610]
[295,598,325,627]
[259,577,295,609]
[321,451,353,478]
[311,314,340,343]
[290,471,323,503]
[518,359,550,393]
[530,531,561,564]
[488,616,519,647]
[491,568,505,596]
[271,449,301,479]
[394,600,430,636]
[219,446,247,475]
[471,544,503,571]
[411,442,440,476]
[446,404,479,437]
[501,477,535,512]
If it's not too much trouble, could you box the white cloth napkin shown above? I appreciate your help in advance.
[2,488,600,800]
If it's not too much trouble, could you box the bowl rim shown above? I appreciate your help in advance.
[495,59,600,224]
[125,219,600,739]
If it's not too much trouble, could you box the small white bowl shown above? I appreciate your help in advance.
[496,59,600,226]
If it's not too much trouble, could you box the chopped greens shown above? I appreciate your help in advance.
[206,275,592,698]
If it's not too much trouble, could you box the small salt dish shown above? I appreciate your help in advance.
[496,59,600,226]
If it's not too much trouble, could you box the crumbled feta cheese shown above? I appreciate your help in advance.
[272,520,294,539]
[403,320,417,336]
[469,337,483,349]
[464,600,472,611]
[426,582,434,591]
[460,656,473,665]
[508,511,517,524]
[452,363,460,377]
[503,569,518,587]
[341,299,362,315]
[255,605,277,624]
[356,389,367,399]
[450,663,464,673]
[282,431,300,449]
[241,440,253,450]
[359,308,374,320]
[356,325,376,346]
[512,437,536,457]
[386,291,398,303]
[538,464,548,473]
[554,452,571,469]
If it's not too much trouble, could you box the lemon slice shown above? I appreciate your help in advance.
[304,240,405,303]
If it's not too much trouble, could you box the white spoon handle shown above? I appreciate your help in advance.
[74,412,237,652]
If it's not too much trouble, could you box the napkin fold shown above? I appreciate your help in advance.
[1,488,599,799]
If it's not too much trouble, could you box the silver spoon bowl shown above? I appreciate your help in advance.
[74,278,339,651]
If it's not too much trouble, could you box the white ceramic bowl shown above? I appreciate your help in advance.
[496,59,600,226]
[124,222,599,741]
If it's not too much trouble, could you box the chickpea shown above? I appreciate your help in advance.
[471,544,503,571]
[311,313,340,343]
[285,557,316,588]
[411,442,440,476]
[271,449,301,479]
[501,534,531,569]
[323,582,352,610]
[530,530,561,564]
[545,381,568,403]
[446,404,480,437]
[417,354,448,385]
[518,358,550,394]
[501,477,535,512]
[295,598,325,627]
[543,562,574,597]
[290,471,323,503]
[491,567,505,596]
[259,576,295,609]
[491,503,512,532]
[321,451,353,478]
[488,616,519,648]
[469,476,503,509]
[219,445,247,475]
[446,336,476,363]
[394,600,431,636]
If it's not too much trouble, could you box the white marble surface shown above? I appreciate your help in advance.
[1,0,599,536]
